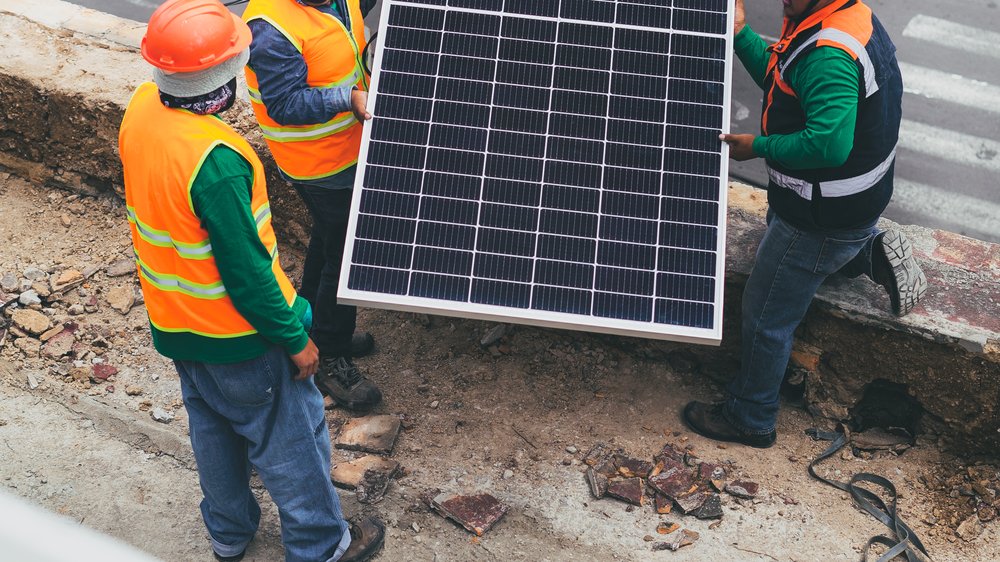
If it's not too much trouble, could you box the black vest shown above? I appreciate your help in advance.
[761,0,902,230]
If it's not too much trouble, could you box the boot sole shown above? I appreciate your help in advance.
[880,230,928,316]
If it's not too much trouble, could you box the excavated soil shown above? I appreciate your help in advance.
[1,174,997,561]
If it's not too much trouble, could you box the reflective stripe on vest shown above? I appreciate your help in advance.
[779,28,880,98]
[767,146,897,200]
[127,206,214,260]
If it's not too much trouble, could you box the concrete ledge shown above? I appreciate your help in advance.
[3,0,998,454]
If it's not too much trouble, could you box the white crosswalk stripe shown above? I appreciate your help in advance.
[899,62,1000,114]
[902,15,1000,61]
[898,120,1000,173]
[892,180,1000,240]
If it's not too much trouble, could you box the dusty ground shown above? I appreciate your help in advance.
[0,174,997,562]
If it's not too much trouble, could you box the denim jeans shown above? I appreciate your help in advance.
[725,211,879,435]
[175,346,351,561]
[293,172,357,359]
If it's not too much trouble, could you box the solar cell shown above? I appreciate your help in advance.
[340,0,733,344]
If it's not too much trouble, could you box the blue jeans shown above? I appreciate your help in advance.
[293,172,357,359]
[175,346,351,561]
[725,211,878,435]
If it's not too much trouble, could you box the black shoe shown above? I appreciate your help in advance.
[682,401,776,449]
[316,357,383,414]
[340,516,386,562]
[872,230,927,316]
[213,549,246,562]
[351,331,376,358]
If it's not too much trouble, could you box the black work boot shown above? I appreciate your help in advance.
[213,550,245,562]
[351,331,376,358]
[872,229,927,316]
[683,401,776,449]
[340,516,386,562]
[316,357,382,414]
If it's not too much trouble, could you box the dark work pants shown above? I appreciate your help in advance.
[292,183,356,359]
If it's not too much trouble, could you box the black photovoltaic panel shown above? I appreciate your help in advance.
[340,0,732,344]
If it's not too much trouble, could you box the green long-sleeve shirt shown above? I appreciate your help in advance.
[149,144,310,364]
[735,25,860,170]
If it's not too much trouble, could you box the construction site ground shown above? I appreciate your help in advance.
[0,174,996,562]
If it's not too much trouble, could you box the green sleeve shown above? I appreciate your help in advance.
[734,25,771,89]
[190,145,309,356]
[752,46,860,170]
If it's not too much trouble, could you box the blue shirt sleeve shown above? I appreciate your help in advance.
[247,18,354,126]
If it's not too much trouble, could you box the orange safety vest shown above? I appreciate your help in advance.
[118,82,297,339]
[243,0,368,181]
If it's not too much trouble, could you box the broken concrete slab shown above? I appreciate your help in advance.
[431,493,508,537]
[691,494,723,520]
[674,491,709,514]
[41,330,73,359]
[106,285,135,314]
[331,455,400,490]
[585,467,608,499]
[606,477,644,506]
[335,415,402,456]
[725,481,760,500]
[11,309,50,335]
[648,464,698,501]
[615,455,654,479]
[50,269,83,292]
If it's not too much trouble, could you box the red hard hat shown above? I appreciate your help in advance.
[141,0,252,73]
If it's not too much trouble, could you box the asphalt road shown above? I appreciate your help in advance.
[72,0,999,242]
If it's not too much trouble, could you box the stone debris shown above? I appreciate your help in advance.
[616,455,655,479]
[39,325,64,342]
[652,529,699,551]
[656,521,680,535]
[41,330,74,359]
[725,481,760,499]
[26,373,39,390]
[606,477,644,506]
[106,285,135,314]
[125,385,143,396]
[356,468,392,504]
[585,467,609,499]
[105,258,136,278]
[691,494,723,520]
[0,273,17,292]
[956,514,984,541]
[18,290,41,306]
[12,309,50,335]
[583,442,612,467]
[150,407,174,424]
[335,415,402,456]
[431,492,508,536]
[655,494,673,514]
[92,364,118,381]
[480,324,506,347]
[331,455,400,490]
[23,267,46,281]
[51,269,84,293]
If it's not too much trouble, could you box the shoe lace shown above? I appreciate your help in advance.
[332,357,363,387]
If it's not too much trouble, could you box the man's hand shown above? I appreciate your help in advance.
[290,337,320,380]
[735,0,746,35]
[351,89,372,122]
[720,133,758,161]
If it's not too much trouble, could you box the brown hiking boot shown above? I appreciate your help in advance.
[683,401,776,449]
[340,516,385,562]
[315,357,382,414]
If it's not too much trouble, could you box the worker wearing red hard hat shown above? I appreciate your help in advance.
[118,0,384,560]
[241,0,384,416]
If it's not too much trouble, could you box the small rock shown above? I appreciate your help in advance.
[11,309,51,335]
[411,522,420,533]
[106,285,135,314]
[0,273,17,292]
[41,331,74,359]
[725,481,760,499]
[502,469,514,480]
[652,529,699,551]
[92,364,118,381]
[105,259,136,278]
[150,407,175,424]
[23,267,46,281]
[643,535,655,542]
[60,214,72,227]
[656,521,680,535]
[125,385,144,396]
[566,445,578,454]
[39,325,64,342]
[957,515,983,541]
[14,337,41,357]
[67,304,86,316]
[430,400,440,409]
[18,290,41,307]
[26,373,39,390]
[30,282,50,299]
[480,324,506,347]
[138,399,153,411]
[51,269,84,292]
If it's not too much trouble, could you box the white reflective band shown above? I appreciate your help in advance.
[780,28,880,98]
[767,166,814,200]
[260,113,357,141]
[767,147,897,200]
[820,147,896,197]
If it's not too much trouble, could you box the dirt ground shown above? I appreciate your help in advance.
[0,174,997,562]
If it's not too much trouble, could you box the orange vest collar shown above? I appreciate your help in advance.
[772,0,853,53]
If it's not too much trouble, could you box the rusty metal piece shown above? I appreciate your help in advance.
[651,529,699,551]
[655,494,673,514]
[656,521,680,535]
[606,477,645,506]
[691,494,723,520]
[431,492,509,537]
[725,480,760,499]
[585,467,609,499]
[615,455,655,479]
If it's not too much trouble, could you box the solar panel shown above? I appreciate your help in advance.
[339,0,733,344]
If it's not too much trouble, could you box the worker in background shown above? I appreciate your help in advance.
[118,1,384,560]
[242,0,383,414]
[684,0,928,448]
